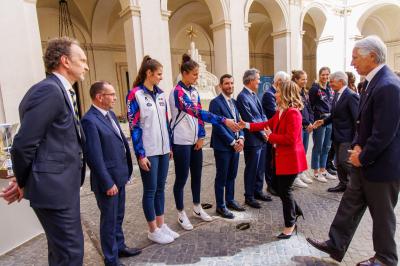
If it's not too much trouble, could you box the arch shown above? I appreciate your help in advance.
[92,0,121,43]
[357,1,400,32]
[244,0,288,32]
[300,3,328,40]
[172,23,213,52]
[161,0,229,23]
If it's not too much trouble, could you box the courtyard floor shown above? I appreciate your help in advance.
[1,130,399,266]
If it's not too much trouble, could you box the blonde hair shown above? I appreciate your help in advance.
[278,81,304,110]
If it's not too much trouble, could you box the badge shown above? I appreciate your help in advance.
[146,103,152,107]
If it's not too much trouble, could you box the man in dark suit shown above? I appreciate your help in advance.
[237,68,272,209]
[261,71,290,194]
[307,36,400,266]
[209,74,246,219]
[9,37,88,265]
[81,81,141,266]
[313,71,359,192]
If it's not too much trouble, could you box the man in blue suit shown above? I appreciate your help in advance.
[81,81,141,266]
[314,71,359,193]
[209,74,246,219]
[237,69,272,209]
[307,36,400,266]
[8,37,88,266]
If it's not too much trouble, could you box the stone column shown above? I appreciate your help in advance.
[210,20,233,81]
[288,0,303,70]
[272,30,291,73]
[0,0,43,255]
[119,4,143,87]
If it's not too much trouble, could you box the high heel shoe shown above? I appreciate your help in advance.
[277,225,297,239]
[295,214,304,222]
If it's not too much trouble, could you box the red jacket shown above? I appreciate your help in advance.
[249,108,308,175]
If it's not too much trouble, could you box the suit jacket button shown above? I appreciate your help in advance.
[356,120,360,124]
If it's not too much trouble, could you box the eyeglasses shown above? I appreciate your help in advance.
[102,93,116,97]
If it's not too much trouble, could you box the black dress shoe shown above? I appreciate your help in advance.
[118,247,141,257]
[306,238,343,262]
[277,225,297,239]
[254,192,272,202]
[245,198,261,209]
[216,207,234,219]
[327,183,347,193]
[226,201,246,212]
[267,186,279,196]
[327,168,337,175]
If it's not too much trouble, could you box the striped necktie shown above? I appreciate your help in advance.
[68,88,82,139]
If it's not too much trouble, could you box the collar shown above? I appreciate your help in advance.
[365,64,385,83]
[52,72,72,90]
[244,86,256,95]
[141,84,162,95]
[178,80,194,92]
[93,104,108,116]
[221,92,233,101]
[337,85,346,94]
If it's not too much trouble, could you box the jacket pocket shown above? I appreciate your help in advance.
[32,162,64,173]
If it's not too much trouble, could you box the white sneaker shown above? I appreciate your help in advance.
[193,205,213,222]
[293,177,308,188]
[314,173,328,183]
[160,224,180,239]
[321,171,337,180]
[299,172,313,184]
[178,211,193,230]
[148,228,174,244]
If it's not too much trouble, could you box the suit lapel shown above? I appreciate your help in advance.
[219,94,234,119]
[91,107,123,140]
[357,66,386,117]
[49,74,84,143]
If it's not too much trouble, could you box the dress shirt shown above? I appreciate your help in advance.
[221,92,244,145]
[93,104,122,139]
[364,64,385,91]
[335,85,347,102]
[52,72,75,113]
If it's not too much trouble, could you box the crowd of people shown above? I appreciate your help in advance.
[1,35,400,266]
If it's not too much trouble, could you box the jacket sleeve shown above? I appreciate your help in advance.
[268,110,302,146]
[81,118,115,192]
[11,84,63,188]
[127,88,146,159]
[236,94,265,140]
[349,93,360,125]
[249,121,269,132]
[262,91,276,119]
[359,84,400,166]
[174,87,226,126]
[209,99,235,145]
[197,94,206,138]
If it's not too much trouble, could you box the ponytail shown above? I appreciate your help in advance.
[132,55,162,88]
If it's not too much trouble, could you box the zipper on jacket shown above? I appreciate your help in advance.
[149,92,165,154]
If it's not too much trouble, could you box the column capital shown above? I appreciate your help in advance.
[119,5,141,20]
[349,34,363,41]
[244,22,252,31]
[210,20,231,32]
[161,9,172,21]
[24,0,37,4]
[316,35,334,44]
[271,30,290,39]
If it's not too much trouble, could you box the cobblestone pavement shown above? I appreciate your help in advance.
[1,129,400,266]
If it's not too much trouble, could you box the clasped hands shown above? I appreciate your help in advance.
[0,178,24,205]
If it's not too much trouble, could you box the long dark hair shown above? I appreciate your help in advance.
[180,53,199,74]
[132,55,162,88]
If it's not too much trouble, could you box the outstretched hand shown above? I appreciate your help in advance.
[238,120,246,129]
[225,119,240,132]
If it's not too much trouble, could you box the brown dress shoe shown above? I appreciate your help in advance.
[306,238,343,262]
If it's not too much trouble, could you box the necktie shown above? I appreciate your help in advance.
[68,88,81,139]
[228,99,239,138]
[106,112,122,140]
[68,88,80,121]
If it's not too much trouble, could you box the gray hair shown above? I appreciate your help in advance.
[329,71,348,85]
[243,68,260,85]
[274,71,290,83]
[354,35,386,64]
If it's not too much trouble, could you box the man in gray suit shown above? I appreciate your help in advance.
[7,37,89,265]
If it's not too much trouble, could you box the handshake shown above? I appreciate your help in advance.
[224,119,249,132]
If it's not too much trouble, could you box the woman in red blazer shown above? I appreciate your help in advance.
[241,81,307,239]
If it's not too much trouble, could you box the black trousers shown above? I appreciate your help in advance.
[327,168,400,266]
[276,173,303,227]
[333,141,352,185]
[33,199,84,266]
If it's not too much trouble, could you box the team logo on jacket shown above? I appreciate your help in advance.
[158,97,165,106]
